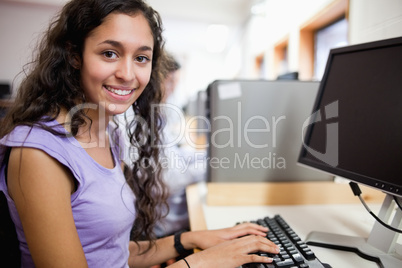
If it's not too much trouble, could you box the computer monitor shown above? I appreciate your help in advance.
[206,79,334,183]
[195,90,208,138]
[298,36,402,267]
[0,83,11,99]
[277,71,299,80]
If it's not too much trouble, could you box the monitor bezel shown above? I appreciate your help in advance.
[298,36,402,198]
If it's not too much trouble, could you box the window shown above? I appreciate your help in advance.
[298,0,348,80]
[314,17,348,80]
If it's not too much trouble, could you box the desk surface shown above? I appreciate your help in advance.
[186,181,400,268]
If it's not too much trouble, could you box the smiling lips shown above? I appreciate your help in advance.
[105,85,134,96]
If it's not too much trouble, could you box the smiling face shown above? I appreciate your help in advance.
[80,12,154,117]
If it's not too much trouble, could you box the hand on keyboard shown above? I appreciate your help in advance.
[179,222,280,268]
[185,234,279,268]
[188,222,275,250]
[240,215,329,268]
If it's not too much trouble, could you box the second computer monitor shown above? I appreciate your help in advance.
[206,80,333,183]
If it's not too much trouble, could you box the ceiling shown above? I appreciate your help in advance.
[148,0,253,25]
[2,0,254,26]
[2,0,256,55]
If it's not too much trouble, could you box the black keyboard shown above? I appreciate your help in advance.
[241,215,330,268]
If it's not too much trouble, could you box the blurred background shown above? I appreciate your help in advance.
[1,0,401,109]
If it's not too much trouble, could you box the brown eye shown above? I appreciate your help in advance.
[136,56,150,63]
[103,51,118,59]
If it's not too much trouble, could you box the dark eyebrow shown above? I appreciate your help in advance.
[98,40,153,52]
[98,39,123,48]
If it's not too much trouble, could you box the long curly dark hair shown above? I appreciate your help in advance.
[0,0,168,253]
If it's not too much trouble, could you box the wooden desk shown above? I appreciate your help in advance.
[186,182,399,268]
[187,181,385,231]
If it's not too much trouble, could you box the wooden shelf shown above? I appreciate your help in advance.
[206,181,385,206]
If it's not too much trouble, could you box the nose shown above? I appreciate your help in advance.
[115,59,135,82]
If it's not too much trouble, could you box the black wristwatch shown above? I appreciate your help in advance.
[174,231,188,256]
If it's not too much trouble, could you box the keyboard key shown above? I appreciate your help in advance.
[292,253,305,264]
[241,215,328,268]
[246,264,267,268]
[275,258,295,267]
[272,256,281,263]
[303,250,316,260]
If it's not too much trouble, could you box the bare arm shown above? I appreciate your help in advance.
[7,147,88,268]
[170,235,278,268]
[128,223,279,268]
[128,236,178,268]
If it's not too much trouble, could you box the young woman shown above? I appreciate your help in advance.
[0,0,279,267]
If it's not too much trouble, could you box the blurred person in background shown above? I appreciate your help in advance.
[155,53,207,239]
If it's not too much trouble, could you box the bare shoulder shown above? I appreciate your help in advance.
[7,146,76,201]
[6,147,88,267]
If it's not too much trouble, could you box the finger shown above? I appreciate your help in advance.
[245,253,274,265]
[240,235,280,254]
[232,225,269,238]
[248,223,270,232]
[235,222,267,230]
[232,222,267,232]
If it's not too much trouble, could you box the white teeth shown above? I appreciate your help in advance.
[106,86,133,96]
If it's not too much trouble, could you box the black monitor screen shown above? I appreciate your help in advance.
[0,84,10,99]
[298,36,402,197]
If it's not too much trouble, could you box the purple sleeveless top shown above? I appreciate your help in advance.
[0,120,136,268]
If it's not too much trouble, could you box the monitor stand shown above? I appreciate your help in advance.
[305,194,402,268]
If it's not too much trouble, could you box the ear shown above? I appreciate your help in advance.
[70,54,81,70]
[66,41,81,69]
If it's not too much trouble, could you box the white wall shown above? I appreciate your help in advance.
[0,2,60,93]
[349,0,402,44]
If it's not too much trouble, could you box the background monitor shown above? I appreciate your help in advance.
[277,71,299,80]
[0,83,10,99]
[206,79,334,183]
[298,36,402,267]
[195,90,208,139]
